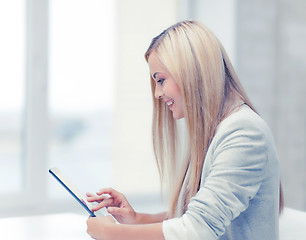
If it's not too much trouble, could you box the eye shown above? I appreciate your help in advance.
[157,79,165,85]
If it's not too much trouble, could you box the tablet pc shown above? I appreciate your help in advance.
[49,167,96,217]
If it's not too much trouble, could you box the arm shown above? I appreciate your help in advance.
[87,188,167,224]
[163,118,269,239]
[118,222,165,240]
[87,216,165,240]
[135,212,168,224]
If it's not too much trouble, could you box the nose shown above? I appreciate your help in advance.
[154,84,164,99]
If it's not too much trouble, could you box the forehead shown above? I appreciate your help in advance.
[148,51,167,74]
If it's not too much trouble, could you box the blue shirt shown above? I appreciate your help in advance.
[163,105,280,239]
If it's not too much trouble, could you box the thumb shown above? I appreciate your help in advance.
[107,207,128,216]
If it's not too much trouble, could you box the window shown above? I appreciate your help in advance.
[0,0,115,217]
[48,0,115,198]
[0,1,25,193]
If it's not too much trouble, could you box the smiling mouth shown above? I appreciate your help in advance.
[166,100,174,107]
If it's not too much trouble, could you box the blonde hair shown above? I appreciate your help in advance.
[145,20,283,217]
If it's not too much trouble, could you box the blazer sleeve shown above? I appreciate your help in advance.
[162,120,268,239]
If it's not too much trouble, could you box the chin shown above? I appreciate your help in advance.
[173,113,184,120]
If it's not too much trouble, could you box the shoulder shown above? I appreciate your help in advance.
[202,105,278,181]
[218,105,269,134]
[214,105,273,146]
[208,105,276,165]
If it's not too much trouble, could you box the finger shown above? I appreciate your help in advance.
[91,197,115,211]
[105,215,116,223]
[86,216,94,225]
[87,196,106,202]
[87,195,108,203]
[96,188,123,198]
[107,207,122,216]
[86,192,101,202]
[91,198,114,211]
[107,206,130,217]
[86,192,95,197]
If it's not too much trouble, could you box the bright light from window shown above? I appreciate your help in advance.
[0,1,25,193]
[48,0,115,197]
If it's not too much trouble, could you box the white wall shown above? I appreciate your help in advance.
[111,0,178,197]
[179,0,306,211]
[235,0,306,210]
[183,0,237,66]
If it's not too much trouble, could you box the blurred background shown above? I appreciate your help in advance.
[0,0,305,218]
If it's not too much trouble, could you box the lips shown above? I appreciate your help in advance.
[166,99,174,107]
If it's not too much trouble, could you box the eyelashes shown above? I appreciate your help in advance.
[157,79,165,85]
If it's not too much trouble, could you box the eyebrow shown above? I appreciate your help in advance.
[153,72,159,79]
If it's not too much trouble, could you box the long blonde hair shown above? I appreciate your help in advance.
[145,20,283,217]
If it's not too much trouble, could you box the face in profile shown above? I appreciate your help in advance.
[148,51,184,119]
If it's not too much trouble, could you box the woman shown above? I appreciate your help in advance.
[86,20,283,240]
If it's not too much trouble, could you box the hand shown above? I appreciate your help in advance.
[87,188,137,224]
[86,215,116,240]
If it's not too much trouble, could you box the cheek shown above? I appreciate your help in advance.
[169,82,181,99]
[174,87,183,105]
[174,93,184,118]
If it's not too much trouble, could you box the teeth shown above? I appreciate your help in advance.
[167,100,174,106]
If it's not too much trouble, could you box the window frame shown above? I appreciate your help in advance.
[0,0,51,217]
[0,0,117,218]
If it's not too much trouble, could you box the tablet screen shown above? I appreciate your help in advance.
[49,167,96,217]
